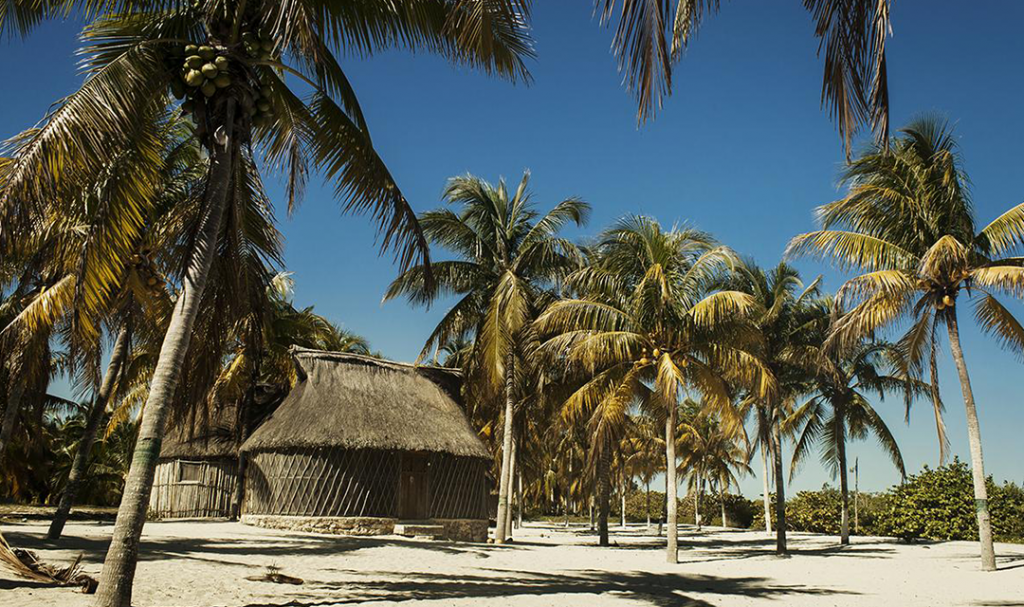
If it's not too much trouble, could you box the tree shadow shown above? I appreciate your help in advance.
[241,568,857,607]
[1,521,504,568]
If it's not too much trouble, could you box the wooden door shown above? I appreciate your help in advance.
[399,452,429,520]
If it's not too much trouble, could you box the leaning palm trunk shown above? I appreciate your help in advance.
[946,310,996,571]
[494,353,515,544]
[596,445,610,546]
[771,423,788,555]
[0,383,25,466]
[760,441,772,535]
[94,109,236,607]
[836,406,850,546]
[665,402,678,563]
[48,326,131,540]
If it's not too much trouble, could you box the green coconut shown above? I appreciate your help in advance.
[198,45,216,60]
[214,56,230,71]
[184,69,205,87]
[186,55,204,69]
[201,63,219,78]
[260,85,272,97]
[247,104,258,117]
[184,44,198,55]
[201,81,217,97]
[213,73,232,88]
[256,100,271,112]
[260,39,274,51]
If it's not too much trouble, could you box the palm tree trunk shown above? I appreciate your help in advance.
[836,405,850,546]
[665,401,678,563]
[693,483,700,529]
[597,444,610,546]
[720,490,727,529]
[515,467,523,530]
[505,437,517,538]
[946,309,997,571]
[494,352,515,544]
[0,383,25,466]
[760,440,772,536]
[645,479,651,528]
[48,326,131,539]
[94,107,236,607]
[620,473,626,528]
[772,422,788,555]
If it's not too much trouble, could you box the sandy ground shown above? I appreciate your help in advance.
[1,519,1022,607]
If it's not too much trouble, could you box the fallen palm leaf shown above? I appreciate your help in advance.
[245,563,303,585]
[0,530,97,594]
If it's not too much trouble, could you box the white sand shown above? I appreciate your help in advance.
[2,519,1021,607]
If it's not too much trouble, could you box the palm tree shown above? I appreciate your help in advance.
[788,335,925,544]
[622,413,664,528]
[788,117,1024,570]
[733,260,826,554]
[537,216,772,562]
[598,0,893,152]
[678,401,751,530]
[385,171,589,544]
[2,6,533,603]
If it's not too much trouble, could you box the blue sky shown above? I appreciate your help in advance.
[3,3,1023,498]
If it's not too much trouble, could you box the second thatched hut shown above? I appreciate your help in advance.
[239,348,490,541]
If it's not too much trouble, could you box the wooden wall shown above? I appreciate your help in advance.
[149,458,238,519]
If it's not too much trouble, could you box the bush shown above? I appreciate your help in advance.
[750,487,888,535]
[877,458,1024,542]
[677,492,756,528]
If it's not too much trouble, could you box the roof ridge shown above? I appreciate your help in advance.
[288,346,462,377]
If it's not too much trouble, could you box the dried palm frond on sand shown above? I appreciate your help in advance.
[0,530,97,593]
[245,563,303,585]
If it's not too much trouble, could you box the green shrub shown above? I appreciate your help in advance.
[750,487,888,535]
[876,458,1024,542]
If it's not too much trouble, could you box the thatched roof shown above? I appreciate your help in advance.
[160,406,239,460]
[240,348,488,459]
[160,384,287,460]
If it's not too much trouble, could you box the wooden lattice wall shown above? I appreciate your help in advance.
[244,447,400,517]
[428,453,488,520]
[149,458,238,519]
[243,447,488,520]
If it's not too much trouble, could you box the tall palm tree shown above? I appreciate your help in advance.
[2,6,533,604]
[598,0,893,152]
[788,117,1024,570]
[537,216,772,562]
[385,171,590,544]
[733,260,825,554]
[788,335,925,544]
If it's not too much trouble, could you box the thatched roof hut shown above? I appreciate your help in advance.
[240,348,490,541]
[150,406,241,520]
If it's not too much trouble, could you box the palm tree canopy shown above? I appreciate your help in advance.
[787,117,1024,460]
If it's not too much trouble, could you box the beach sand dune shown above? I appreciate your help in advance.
[1,520,1021,606]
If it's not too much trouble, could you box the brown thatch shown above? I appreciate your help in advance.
[160,405,239,460]
[240,348,488,459]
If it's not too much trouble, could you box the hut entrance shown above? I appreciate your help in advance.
[399,452,429,520]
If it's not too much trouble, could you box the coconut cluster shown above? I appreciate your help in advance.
[242,31,276,60]
[131,248,165,294]
[176,44,232,100]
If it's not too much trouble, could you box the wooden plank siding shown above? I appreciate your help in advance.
[149,458,239,519]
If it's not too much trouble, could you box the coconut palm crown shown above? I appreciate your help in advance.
[536,216,773,562]
[787,117,1024,571]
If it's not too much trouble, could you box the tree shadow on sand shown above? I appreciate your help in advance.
[240,568,858,607]
[0,521,507,568]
